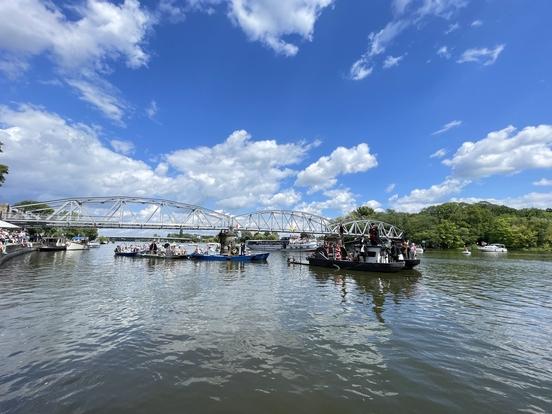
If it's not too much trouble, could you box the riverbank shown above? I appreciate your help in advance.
[0,245,37,266]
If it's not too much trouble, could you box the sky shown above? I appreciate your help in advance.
[1,0,552,217]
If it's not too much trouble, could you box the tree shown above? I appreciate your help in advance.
[0,141,7,186]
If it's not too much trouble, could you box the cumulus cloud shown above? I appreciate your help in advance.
[451,192,552,210]
[0,0,152,122]
[228,0,334,56]
[0,105,312,210]
[295,143,378,192]
[294,188,359,215]
[389,178,470,212]
[432,120,462,135]
[457,44,505,66]
[443,125,552,178]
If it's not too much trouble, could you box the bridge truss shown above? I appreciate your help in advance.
[2,196,404,238]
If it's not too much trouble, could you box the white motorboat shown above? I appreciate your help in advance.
[66,237,89,250]
[415,247,424,254]
[478,243,507,252]
[88,241,100,248]
[39,237,67,251]
[246,240,284,251]
[285,237,319,252]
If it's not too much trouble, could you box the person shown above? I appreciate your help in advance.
[401,239,408,260]
[240,242,246,255]
[409,243,416,259]
[314,244,328,259]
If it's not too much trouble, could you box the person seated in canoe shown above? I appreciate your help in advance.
[314,244,328,259]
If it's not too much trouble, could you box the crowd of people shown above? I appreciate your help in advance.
[0,228,30,254]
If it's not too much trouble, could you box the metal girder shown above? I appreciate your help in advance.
[2,197,405,238]
[330,220,404,240]
[233,210,332,234]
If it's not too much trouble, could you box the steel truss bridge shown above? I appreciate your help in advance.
[2,196,404,238]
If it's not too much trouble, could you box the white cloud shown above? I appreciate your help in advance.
[392,0,414,15]
[457,44,505,66]
[0,56,29,80]
[432,120,462,135]
[389,178,470,212]
[437,45,451,59]
[349,57,373,80]
[66,77,127,124]
[0,0,152,122]
[363,199,384,212]
[350,0,466,78]
[383,54,404,69]
[444,22,460,34]
[0,0,151,70]
[165,129,312,208]
[430,148,447,158]
[227,0,333,57]
[533,178,552,187]
[385,183,396,193]
[146,100,158,120]
[0,105,313,210]
[110,139,135,155]
[443,125,552,178]
[295,188,358,215]
[0,105,174,201]
[451,192,552,210]
[295,143,378,192]
[471,19,483,27]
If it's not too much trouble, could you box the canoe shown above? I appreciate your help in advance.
[137,253,189,260]
[307,257,405,273]
[190,253,269,262]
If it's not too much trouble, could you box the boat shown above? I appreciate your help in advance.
[284,236,319,252]
[478,243,507,252]
[88,241,100,248]
[415,247,424,254]
[66,236,89,250]
[114,251,138,257]
[137,252,189,259]
[245,239,284,251]
[190,252,269,262]
[307,256,405,272]
[39,236,67,251]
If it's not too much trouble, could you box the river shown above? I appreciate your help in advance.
[1,247,551,413]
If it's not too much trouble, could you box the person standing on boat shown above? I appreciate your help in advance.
[409,243,417,259]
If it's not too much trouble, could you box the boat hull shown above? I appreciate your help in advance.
[191,253,269,262]
[115,252,138,257]
[307,257,405,273]
[403,259,420,269]
[137,253,188,260]
[39,246,67,251]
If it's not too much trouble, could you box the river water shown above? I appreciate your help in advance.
[1,247,551,413]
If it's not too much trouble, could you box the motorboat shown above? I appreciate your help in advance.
[306,242,418,273]
[39,237,67,251]
[66,237,89,250]
[415,247,424,254]
[478,243,507,252]
[88,241,100,248]
[190,252,269,262]
[245,240,284,251]
[285,237,319,252]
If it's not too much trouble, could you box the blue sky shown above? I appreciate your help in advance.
[1,0,552,216]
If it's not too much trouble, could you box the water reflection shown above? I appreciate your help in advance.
[308,267,420,322]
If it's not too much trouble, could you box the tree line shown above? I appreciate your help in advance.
[340,202,552,250]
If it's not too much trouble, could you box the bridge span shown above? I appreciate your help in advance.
[2,196,404,239]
